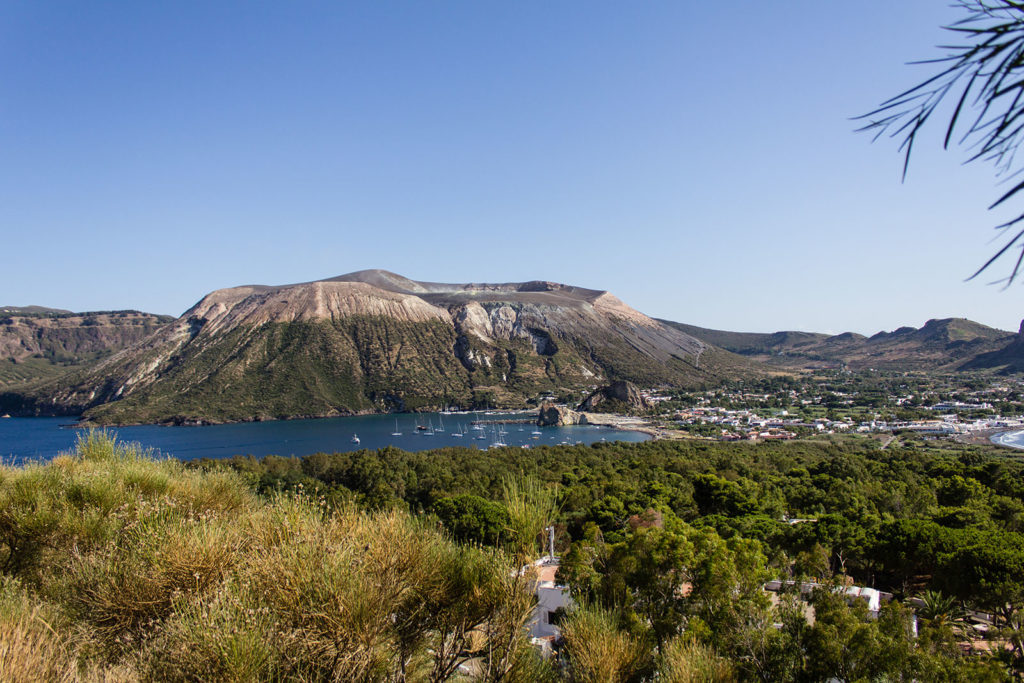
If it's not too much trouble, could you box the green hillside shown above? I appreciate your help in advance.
[3,273,764,424]
[71,316,751,425]
[663,317,1021,372]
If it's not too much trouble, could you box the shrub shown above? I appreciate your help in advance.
[559,605,648,683]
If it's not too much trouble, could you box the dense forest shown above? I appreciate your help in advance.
[2,432,1023,680]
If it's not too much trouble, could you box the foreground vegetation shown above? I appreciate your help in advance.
[2,432,1023,680]
[0,434,561,681]
[199,434,1024,680]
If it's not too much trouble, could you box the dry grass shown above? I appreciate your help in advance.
[559,605,646,683]
[0,433,542,681]
[501,476,559,562]
[656,638,735,683]
[0,579,76,683]
[60,510,243,654]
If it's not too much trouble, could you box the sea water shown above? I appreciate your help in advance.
[0,412,649,465]
[993,429,1024,450]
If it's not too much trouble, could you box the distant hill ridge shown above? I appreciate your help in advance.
[6,275,1021,425]
[661,317,1022,373]
[0,305,172,319]
[2,271,752,424]
[0,308,174,388]
[0,305,73,317]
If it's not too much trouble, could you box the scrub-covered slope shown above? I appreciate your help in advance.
[8,271,751,424]
[664,317,1021,372]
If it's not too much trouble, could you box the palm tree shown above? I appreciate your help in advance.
[916,590,971,638]
[861,1,1024,285]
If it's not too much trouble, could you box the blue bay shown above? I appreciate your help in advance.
[0,413,649,465]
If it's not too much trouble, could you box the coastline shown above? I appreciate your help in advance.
[580,412,673,439]
[954,427,1024,450]
[990,428,1024,450]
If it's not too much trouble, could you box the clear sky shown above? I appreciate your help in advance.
[2,1,1020,335]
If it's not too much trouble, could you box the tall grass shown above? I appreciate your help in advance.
[558,605,735,683]
[0,432,540,681]
[0,578,76,682]
[655,638,735,683]
[501,476,559,562]
[559,605,647,683]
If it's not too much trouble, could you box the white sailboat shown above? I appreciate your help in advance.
[489,426,507,449]
[391,418,402,437]
[351,434,360,444]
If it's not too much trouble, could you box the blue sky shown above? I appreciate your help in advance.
[2,1,1020,334]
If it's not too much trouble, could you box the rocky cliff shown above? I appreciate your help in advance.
[0,309,173,388]
[537,403,585,426]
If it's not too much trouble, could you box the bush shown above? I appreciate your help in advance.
[0,434,539,680]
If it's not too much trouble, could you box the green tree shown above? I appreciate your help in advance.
[803,587,891,682]
[691,474,756,518]
[433,494,511,546]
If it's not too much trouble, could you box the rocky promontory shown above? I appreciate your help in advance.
[578,380,652,414]
[537,403,586,426]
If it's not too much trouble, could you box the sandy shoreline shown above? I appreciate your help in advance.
[954,427,1024,449]
[579,412,666,438]
[989,428,1024,450]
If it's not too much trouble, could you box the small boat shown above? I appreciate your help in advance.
[351,434,360,444]
[488,426,508,449]
[391,419,402,437]
[531,429,543,435]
